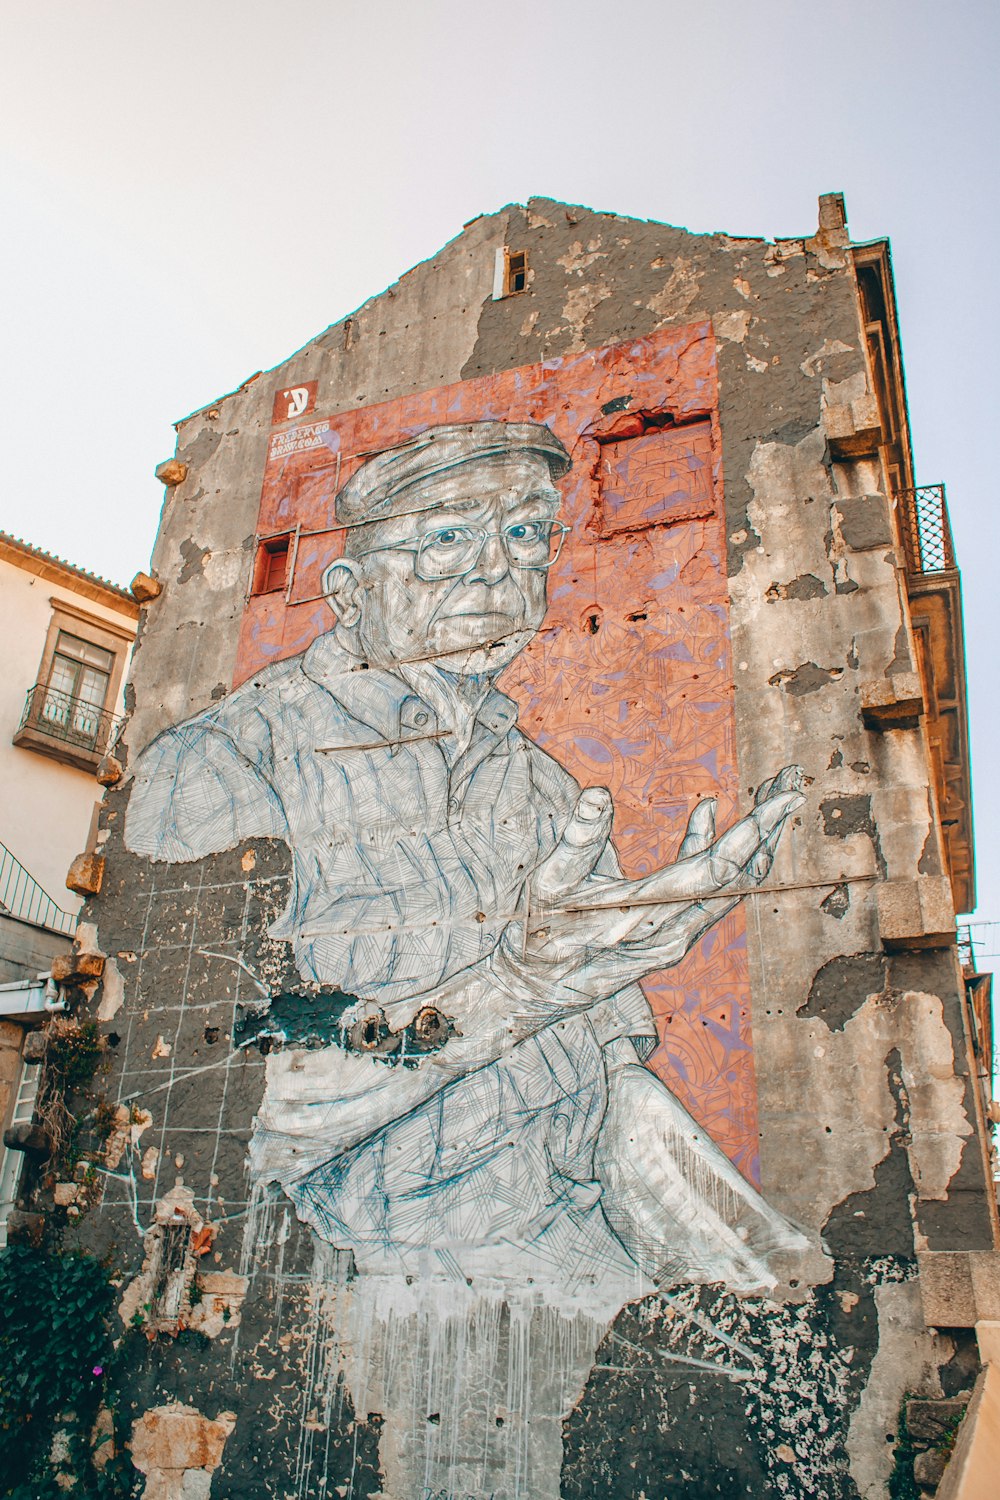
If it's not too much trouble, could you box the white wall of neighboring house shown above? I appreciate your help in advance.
[0,540,138,1243]
[0,547,137,909]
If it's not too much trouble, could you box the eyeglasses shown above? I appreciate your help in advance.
[356,517,570,582]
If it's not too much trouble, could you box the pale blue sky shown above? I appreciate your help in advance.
[2,0,998,932]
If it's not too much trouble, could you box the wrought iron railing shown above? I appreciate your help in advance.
[16,682,122,757]
[896,484,957,576]
[0,842,76,934]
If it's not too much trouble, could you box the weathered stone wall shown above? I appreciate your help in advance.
[25,197,995,1499]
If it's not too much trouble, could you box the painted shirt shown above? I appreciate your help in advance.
[125,629,652,1031]
[124,630,807,1284]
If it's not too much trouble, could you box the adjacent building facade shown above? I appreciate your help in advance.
[0,534,137,1242]
[11,195,997,1498]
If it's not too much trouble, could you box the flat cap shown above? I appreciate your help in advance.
[335,421,571,527]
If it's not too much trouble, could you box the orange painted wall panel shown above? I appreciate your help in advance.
[235,322,759,1178]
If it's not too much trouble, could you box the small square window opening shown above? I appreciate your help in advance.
[253,535,291,595]
[506,251,528,295]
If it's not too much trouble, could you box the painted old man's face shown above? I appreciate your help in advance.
[325,453,565,675]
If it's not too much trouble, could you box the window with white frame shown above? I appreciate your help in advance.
[14,600,132,771]
[0,1047,40,1247]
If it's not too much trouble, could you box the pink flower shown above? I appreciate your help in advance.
[92,1366,103,1377]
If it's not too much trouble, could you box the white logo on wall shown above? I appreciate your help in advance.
[283,388,311,419]
[271,380,318,426]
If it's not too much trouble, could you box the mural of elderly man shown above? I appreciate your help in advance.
[126,421,808,1292]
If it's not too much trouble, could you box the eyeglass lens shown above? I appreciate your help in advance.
[416,520,567,580]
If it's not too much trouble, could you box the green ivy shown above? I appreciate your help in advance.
[0,1245,135,1497]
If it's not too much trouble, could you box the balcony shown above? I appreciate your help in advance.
[895,484,975,915]
[13,682,123,773]
[0,841,76,936]
[898,484,956,577]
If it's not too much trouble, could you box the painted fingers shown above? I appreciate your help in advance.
[529,786,613,903]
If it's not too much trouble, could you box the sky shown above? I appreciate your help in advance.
[1,0,998,933]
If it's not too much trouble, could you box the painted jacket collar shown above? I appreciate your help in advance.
[299,628,520,750]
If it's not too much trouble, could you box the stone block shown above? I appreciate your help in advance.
[187,1270,249,1338]
[138,1472,213,1500]
[91,1405,115,1472]
[22,1029,48,1065]
[826,394,882,458]
[877,877,955,951]
[907,1397,970,1444]
[3,1122,52,1159]
[96,753,123,786]
[6,1210,47,1246]
[818,192,847,231]
[920,1251,1000,1327]
[823,404,854,441]
[861,673,924,730]
[50,950,106,983]
[130,1403,236,1474]
[131,572,162,603]
[66,852,105,897]
[53,1181,80,1207]
[196,1271,248,1296]
[48,953,74,983]
[837,493,894,551]
[154,459,188,487]
[913,1448,948,1486]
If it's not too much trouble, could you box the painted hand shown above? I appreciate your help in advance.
[493,765,805,1004]
[335,767,805,1076]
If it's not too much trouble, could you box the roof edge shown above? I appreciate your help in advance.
[0,532,140,618]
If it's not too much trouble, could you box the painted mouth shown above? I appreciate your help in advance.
[434,611,522,637]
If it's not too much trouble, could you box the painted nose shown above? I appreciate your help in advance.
[466,528,510,585]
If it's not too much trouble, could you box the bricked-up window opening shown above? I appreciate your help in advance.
[596,419,716,538]
[506,251,528,295]
[150,1217,194,1329]
[253,534,291,595]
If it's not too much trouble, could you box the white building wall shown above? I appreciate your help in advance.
[0,552,136,908]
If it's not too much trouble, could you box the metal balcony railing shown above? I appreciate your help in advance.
[896,484,957,576]
[16,682,122,757]
[0,842,76,935]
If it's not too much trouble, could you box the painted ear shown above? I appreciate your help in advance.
[322,559,363,627]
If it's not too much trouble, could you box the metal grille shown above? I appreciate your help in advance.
[16,681,122,755]
[0,842,76,934]
[896,484,956,575]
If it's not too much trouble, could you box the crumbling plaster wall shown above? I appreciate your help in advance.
[455,197,983,1255]
[126,209,511,762]
[65,198,993,1498]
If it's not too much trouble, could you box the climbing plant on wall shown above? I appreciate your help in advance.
[0,1244,134,1497]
